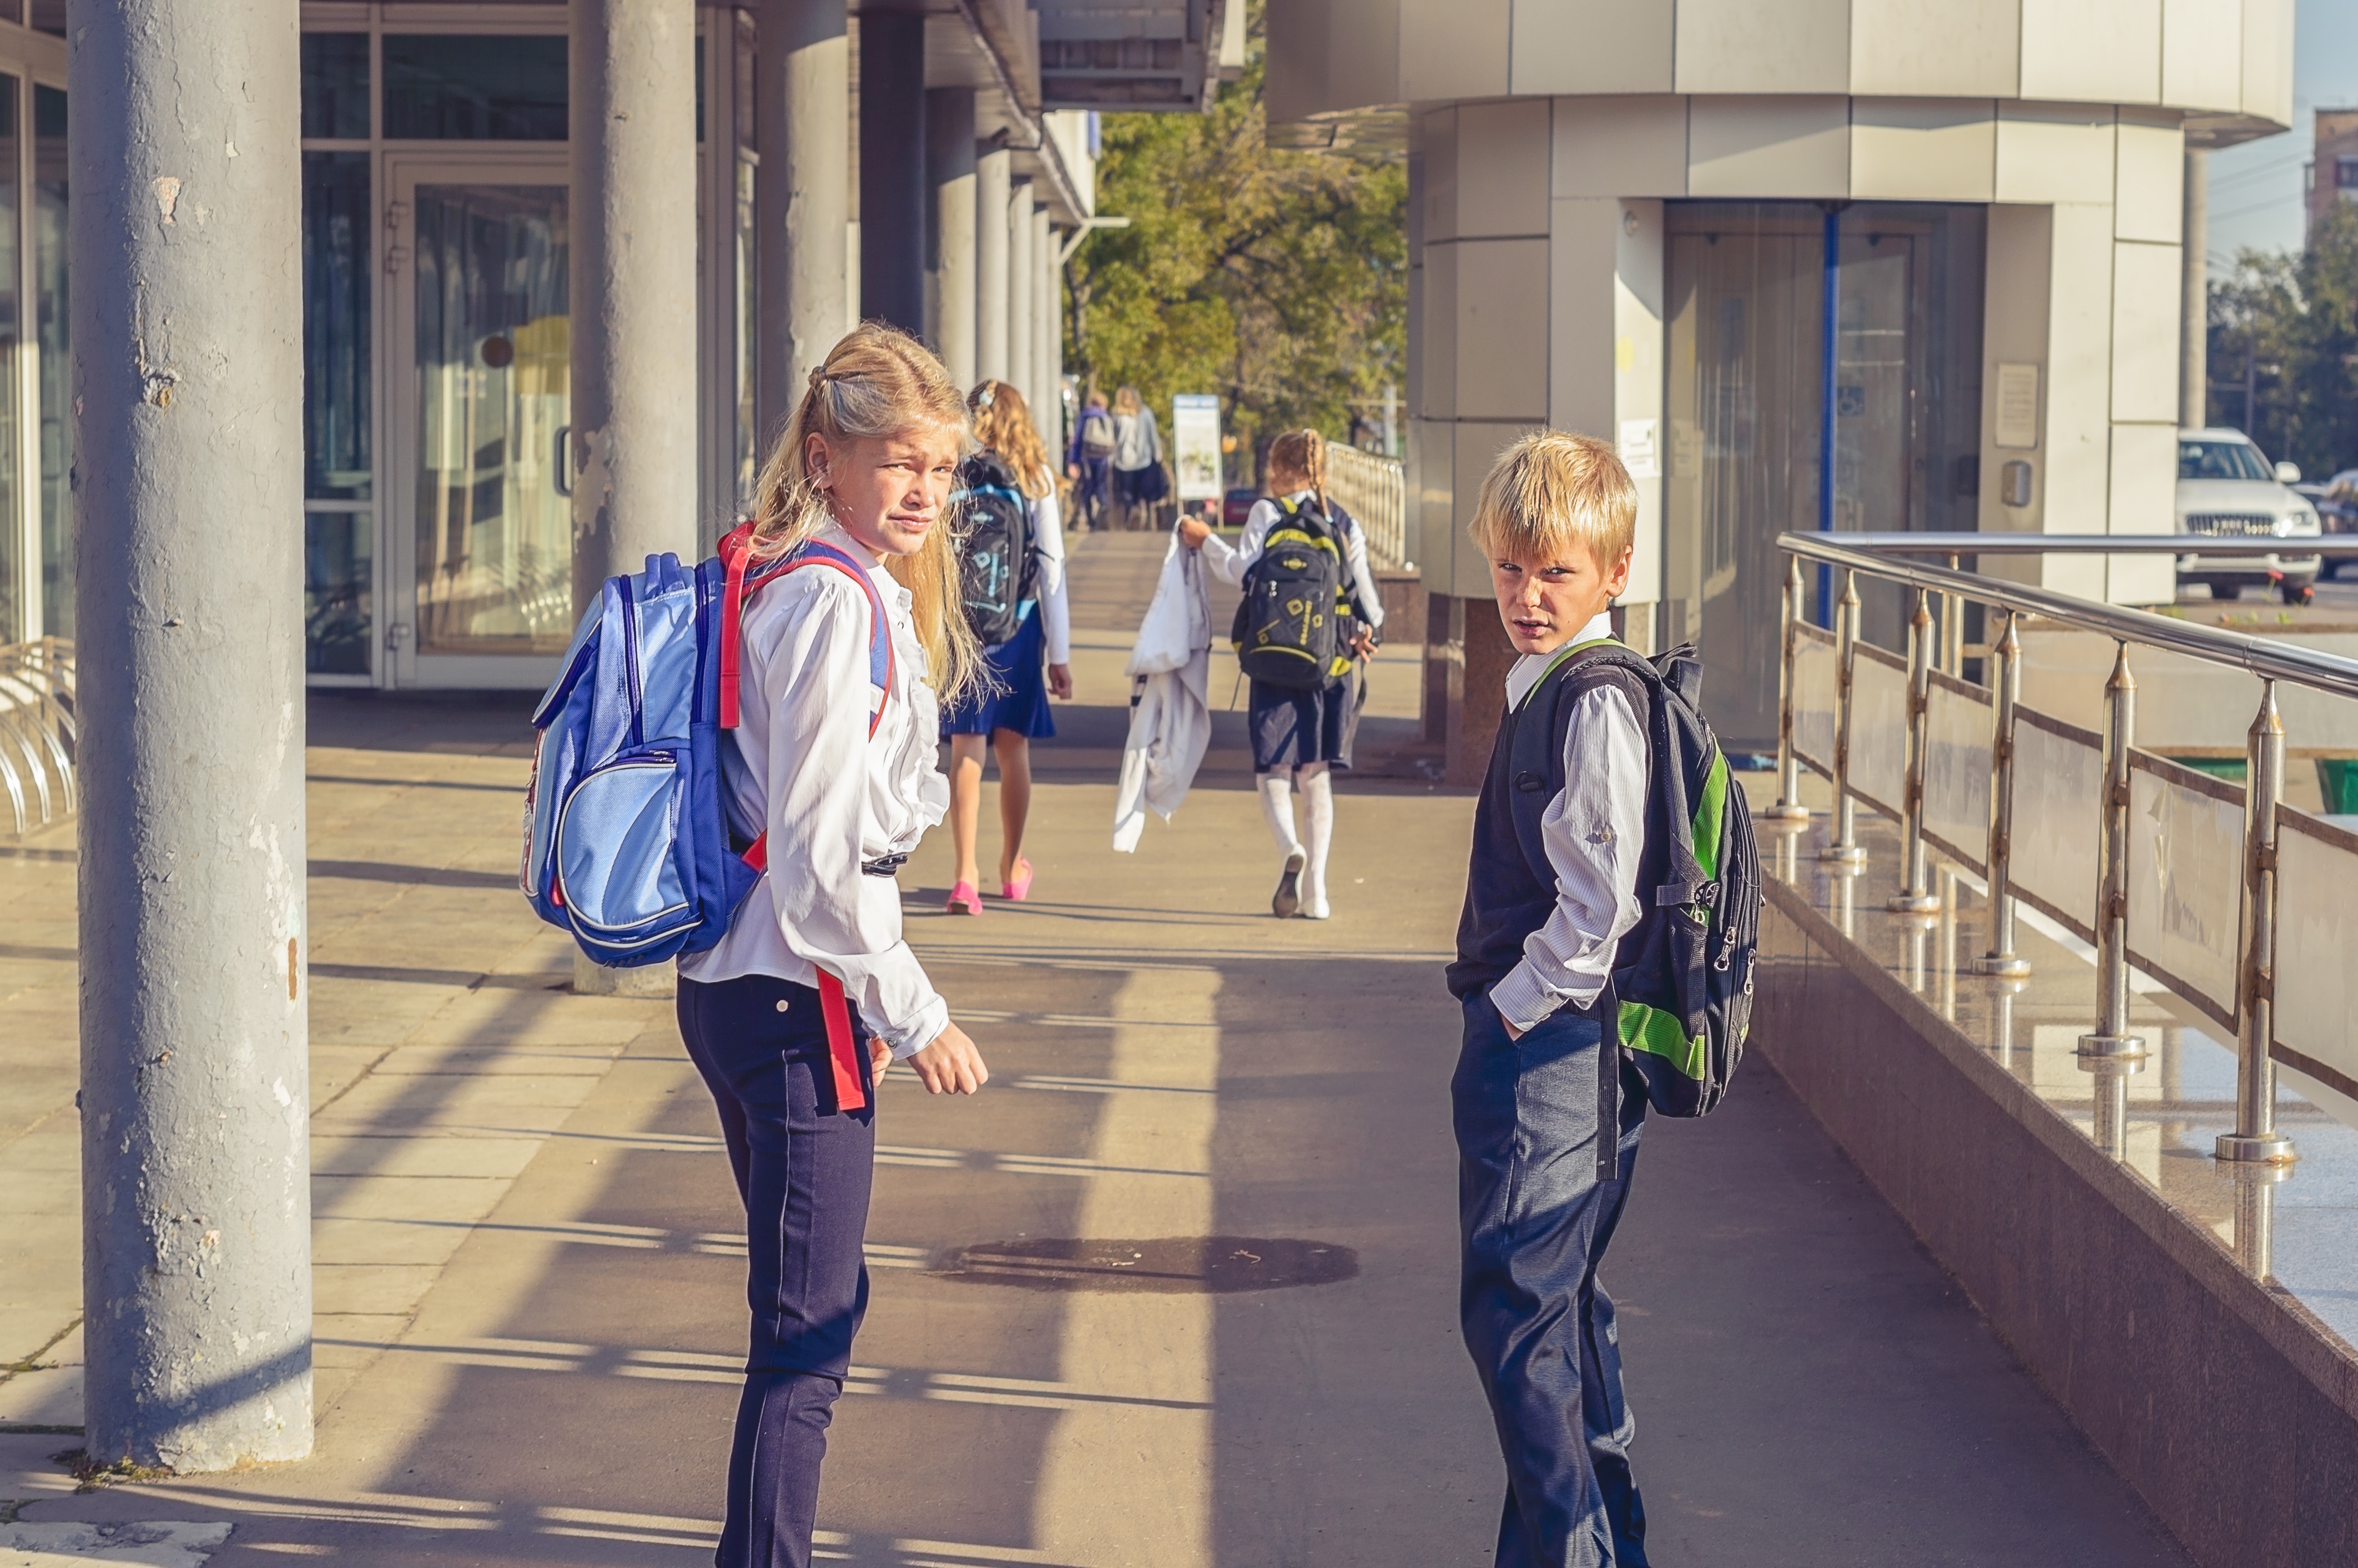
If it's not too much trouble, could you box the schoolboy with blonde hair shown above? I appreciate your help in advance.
[1447,427,1656,1567]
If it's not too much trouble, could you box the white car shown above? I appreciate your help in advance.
[2176,427,2321,604]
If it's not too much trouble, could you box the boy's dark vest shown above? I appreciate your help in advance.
[1450,638,1761,1178]
[1449,643,1661,1006]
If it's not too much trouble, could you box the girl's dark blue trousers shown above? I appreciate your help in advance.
[679,972,876,1568]
[1454,989,1650,1568]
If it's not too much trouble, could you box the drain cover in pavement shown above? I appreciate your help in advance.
[940,1236,1357,1293]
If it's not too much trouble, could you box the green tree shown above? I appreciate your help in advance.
[1063,1,1405,477]
[2209,201,2358,477]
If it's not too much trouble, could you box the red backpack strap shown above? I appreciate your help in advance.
[730,536,898,877]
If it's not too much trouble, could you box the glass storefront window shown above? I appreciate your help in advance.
[0,6,21,29]
[306,511,372,675]
[412,184,572,656]
[34,83,64,642]
[302,34,370,140]
[384,37,567,141]
[304,152,371,500]
[28,2,58,39]
[0,77,17,644]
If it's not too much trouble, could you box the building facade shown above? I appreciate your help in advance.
[0,0,1254,691]
[1271,0,2292,760]
[2310,105,2358,239]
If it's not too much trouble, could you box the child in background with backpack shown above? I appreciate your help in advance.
[1178,430,1382,919]
[1446,430,1656,1568]
[941,379,1072,915]
[1066,388,1115,531]
[677,325,991,1568]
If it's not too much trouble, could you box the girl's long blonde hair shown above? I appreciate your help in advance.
[747,323,986,707]
[967,380,1052,498]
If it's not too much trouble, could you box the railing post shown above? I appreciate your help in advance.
[1942,554,1965,678]
[1889,588,1941,912]
[1977,612,2030,976]
[1766,554,1811,823]
[1819,568,1866,864]
[2218,680,2297,1164]
[2078,642,2145,1060]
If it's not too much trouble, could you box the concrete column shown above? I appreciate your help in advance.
[2181,147,2209,431]
[926,88,978,389]
[571,0,700,609]
[72,0,312,1471]
[1007,181,1035,406]
[976,147,1011,383]
[757,0,850,437]
[1033,203,1055,438]
[857,12,925,337]
[1045,220,1065,451]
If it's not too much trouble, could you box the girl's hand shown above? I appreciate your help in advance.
[1047,663,1073,699]
[870,1037,893,1079]
[1176,516,1211,549]
[908,1021,989,1095]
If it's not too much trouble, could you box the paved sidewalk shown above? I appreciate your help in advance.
[1,533,2189,1566]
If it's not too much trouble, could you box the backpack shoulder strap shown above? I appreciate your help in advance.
[1503,637,1657,878]
[715,524,895,738]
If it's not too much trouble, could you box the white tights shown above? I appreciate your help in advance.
[1257,762,1335,911]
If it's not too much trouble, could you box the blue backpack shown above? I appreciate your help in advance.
[520,523,894,969]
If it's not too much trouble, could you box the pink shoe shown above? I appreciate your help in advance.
[946,880,983,916]
[1001,858,1034,902]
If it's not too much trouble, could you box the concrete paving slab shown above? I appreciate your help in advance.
[311,1267,445,1318]
[310,1073,602,1136]
[308,1137,548,1182]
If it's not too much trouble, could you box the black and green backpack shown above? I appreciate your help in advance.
[1230,495,1363,689]
[1507,638,1761,1175]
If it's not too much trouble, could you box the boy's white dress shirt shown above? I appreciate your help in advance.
[1484,611,1652,1033]
[679,520,951,1059]
[1197,492,1388,636]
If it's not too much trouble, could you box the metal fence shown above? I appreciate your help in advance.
[1770,533,2358,1219]
[0,637,75,838]
[1324,442,1407,571]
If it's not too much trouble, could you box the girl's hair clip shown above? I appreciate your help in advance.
[975,383,996,409]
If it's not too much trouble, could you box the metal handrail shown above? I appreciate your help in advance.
[1771,536,2313,1251]
[1790,531,2358,556]
[0,637,76,838]
[1780,534,2358,705]
[1324,441,1407,571]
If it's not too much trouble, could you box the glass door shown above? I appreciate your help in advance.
[385,153,570,688]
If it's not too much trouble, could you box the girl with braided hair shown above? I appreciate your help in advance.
[1180,428,1385,919]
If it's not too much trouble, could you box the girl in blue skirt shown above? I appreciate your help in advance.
[941,380,1071,914]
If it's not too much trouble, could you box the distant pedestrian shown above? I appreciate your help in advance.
[677,323,991,1568]
[1178,429,1382,919]
[943,379,1073,915]
[1066,387,1116,531]
[1110,384,1167,530]
[1446,430,1652,1567]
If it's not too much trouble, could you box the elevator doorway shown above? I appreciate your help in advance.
[1662,202,1986,752]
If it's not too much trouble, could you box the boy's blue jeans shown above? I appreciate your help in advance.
[1454,989,1650,1568]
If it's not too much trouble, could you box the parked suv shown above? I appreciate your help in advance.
[2176,428,2321,603]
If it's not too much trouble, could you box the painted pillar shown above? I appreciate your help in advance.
[571,0,700,608]
[73,0,313,1471]
[926,87,978,389]
[1007,181,1035,407]
[2181,147,2209,430]
[1045,216,1066,453]
[1042,201,1061,436]
[856,12,926,337]
[756,0,850,436]
[975,146,1011,384]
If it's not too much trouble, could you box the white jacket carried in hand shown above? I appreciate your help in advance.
[1113,529,1212,851]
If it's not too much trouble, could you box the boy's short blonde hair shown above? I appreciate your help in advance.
[1468,429,1638,569]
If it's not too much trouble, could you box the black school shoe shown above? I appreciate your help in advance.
[1272,848,1307,918]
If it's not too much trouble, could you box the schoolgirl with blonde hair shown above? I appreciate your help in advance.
[679,321,991,1568]
[940,379,1074,914]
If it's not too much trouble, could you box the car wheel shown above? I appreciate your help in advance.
[2214,582,2244,601]
[2282,581,2316,606]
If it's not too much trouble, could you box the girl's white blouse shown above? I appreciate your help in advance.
[679,521,951,1058]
